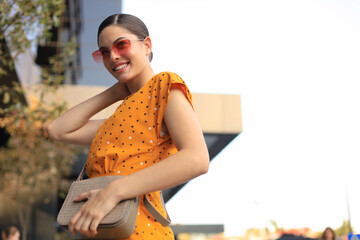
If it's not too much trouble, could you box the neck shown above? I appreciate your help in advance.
[126,65,155,94]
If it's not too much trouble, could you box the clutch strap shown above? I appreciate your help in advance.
[143,192,171,226]
[76,164,87,181]
[76,163,171,226]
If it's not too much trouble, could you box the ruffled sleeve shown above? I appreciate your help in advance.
[152,72,194,138]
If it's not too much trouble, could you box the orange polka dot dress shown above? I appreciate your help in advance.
[85,72,193,240]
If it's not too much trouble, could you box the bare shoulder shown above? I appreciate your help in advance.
[164,89,203,150]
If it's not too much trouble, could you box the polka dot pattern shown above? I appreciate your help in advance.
[85,72,193,239]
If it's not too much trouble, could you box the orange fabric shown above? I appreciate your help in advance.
[85,72,193,240]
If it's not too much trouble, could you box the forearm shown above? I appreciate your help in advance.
[111,148,209,201]
[47,83,129,141]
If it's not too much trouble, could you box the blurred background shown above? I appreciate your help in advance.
[0,0,359,240]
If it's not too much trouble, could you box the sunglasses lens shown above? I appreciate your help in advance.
[113,39,131,55]
[92,39,132,64]
[92,50,104,64]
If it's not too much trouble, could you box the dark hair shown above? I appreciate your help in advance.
[97,14,153,62]
[1,226,19,240]
[321,227,336,240]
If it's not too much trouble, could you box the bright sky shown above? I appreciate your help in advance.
[122,0,360,236]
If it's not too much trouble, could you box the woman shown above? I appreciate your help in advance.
[321,227,336,240]
[46,13,209,239]
[1,226,20,240]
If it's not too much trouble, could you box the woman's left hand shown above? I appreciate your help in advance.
[68,183,121,238]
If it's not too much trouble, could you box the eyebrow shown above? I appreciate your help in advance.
[99,37,127,49]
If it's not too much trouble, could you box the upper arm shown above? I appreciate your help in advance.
[163,89,208,157]
[47,119,105,146]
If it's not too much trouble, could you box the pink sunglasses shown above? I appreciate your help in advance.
[92,38,144,64]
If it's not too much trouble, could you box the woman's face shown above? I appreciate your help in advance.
[97,25,151,84]
[8,231,20,240]
[324,229,334,239]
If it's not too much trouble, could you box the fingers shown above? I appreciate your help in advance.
[78,213,93,237]
[89,216,101,236]
[72,211,101,237]
[73,191,90,202]
[68,190,106,237]
[69,209,82,235]
[69,191,91,236]
[69,205,97,237]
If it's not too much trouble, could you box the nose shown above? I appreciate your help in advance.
[109,49,121,61]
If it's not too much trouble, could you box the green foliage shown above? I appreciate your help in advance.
[0,80,82,240]
[0,0,65,76]
[270,220,281,231]
[40,36,77,88]
[0,0,83,239]
[335,220,352,237]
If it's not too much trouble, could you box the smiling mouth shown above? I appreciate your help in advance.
[113,63,128,71]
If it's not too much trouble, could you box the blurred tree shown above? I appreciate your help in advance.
[0,0,66,77]
[0,1,82,239]
[270,220,281,232]
[335,220,352,237]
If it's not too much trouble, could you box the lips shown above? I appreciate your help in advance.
[113,62,128,72]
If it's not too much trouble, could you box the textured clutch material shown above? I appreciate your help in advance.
[57,175,139,239]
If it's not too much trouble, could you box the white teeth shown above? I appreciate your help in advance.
[114,63,127,71]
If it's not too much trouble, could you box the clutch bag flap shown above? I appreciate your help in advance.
[57,175,139,228]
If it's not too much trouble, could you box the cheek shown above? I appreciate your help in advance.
[104,62,113,72]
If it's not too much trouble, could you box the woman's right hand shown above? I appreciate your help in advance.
[69,181,123,237]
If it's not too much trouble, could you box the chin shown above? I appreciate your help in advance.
[115,74,131,84]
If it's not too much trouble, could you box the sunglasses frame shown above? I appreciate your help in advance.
[92,38,144,64]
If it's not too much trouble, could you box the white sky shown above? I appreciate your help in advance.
[123,0,360,236]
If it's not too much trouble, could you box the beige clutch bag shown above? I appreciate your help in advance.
[57,166,170,239]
